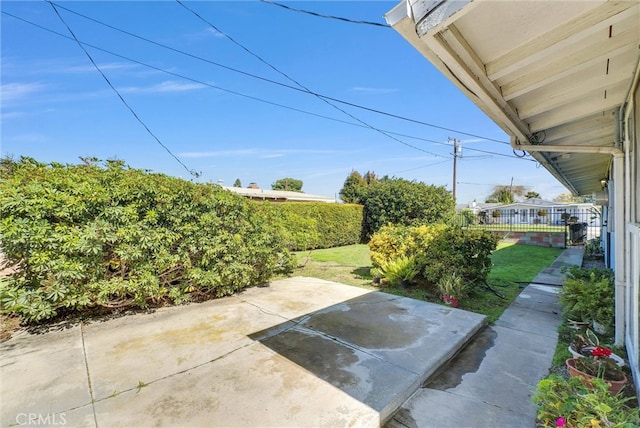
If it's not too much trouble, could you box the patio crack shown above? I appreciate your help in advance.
[80,322,99,428]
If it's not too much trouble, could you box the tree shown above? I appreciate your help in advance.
[233,178,242,188]
[553,193,592,203]
[485,185,526,203]
[339,170,368,203]
[361,178,455,239]
[525,191,541,199]
[272,178,303,192]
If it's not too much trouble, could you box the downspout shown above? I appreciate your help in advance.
[613,150,625,347]
[618,57,640,348]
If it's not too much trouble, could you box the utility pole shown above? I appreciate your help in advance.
[449,138,461,200]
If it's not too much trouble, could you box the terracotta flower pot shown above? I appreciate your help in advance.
[442,295,459,308]
[566,358,628,395]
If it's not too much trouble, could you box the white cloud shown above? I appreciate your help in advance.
[350,86,399,94]
[1,82,45,103]
[179,149,260,158]
[119,81,207,94]
[179,148,351,159]
[0,111,26,120]
[60,62,139,74]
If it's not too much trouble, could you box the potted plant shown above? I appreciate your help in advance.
[568,329,624,366]
[437,272,466,308]
[566,346,628,394]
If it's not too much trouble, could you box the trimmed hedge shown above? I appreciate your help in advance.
[258,202,363,250]
[369,223,498,286]
[0,157,294,322]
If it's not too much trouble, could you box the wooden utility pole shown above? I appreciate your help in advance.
[450,138,461,200]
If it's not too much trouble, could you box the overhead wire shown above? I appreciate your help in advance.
[3,9,535,163]
[44,2,201,178]
[259,0,391,28]
[175,0,447,159]
[49,1,510,147]
[3,10,534,163]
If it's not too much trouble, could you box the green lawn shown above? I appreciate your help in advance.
[288,242,563,323]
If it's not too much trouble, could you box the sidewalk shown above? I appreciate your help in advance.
[386,247,584,428]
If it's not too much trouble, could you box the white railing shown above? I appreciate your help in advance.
[626,222,640,400]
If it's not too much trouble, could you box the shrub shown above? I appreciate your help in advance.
[532,375,639,427]
[559,267,614,332]
[369,224,497,287]
[0,157,294,322]
[379,255,418,286]
[361,178,454,239]
[258,202,363,250]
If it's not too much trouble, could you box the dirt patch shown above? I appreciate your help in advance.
[0,315,22,342]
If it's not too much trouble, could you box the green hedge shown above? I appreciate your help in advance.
[258,202,363,250]
[0,157,294,322]
[369,223,498,286]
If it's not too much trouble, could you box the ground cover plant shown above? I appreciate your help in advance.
[290,242,563,323]
[0,157,294,323]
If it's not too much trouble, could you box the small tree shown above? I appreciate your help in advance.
[272,178,303,192]
[233,178,242,188]
[361,178,454,239]
[339,170,372,204]
[525,191,541,199]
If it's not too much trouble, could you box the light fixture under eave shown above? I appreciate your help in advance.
[600,178,608,189]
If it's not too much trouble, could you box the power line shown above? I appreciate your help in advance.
[4,10,534,163]
[175,0,447,160]
[391,159,451,175]
[259,0,390,28]
[44,2,200,178]
[48,2,510,146]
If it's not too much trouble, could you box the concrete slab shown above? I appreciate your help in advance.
[386,248,578,428]
[1,277,486,427]
[92,342,379,427]
[239,276,371,319]
[82,297,294,400]
[0,326,92,427]
[387,388,531,428]
[254,290,487,423]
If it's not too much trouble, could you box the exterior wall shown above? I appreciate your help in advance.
[625,75,640,401]
[487,230,565,248]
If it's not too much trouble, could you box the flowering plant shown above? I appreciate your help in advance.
[572,346,625,381]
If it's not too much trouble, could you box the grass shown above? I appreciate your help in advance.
[287,242,564,323]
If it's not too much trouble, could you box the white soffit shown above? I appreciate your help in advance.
[386,0,640,196]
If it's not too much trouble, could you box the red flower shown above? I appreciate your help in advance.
[591,346,612,358]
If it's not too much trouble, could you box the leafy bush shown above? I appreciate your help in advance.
[361,178,454,239]
[0,157,294,322]
[369,224,497,287]
[379,255,418,286]
[533,375,639,427]
[258,202,363,250]
[559,267,614,332]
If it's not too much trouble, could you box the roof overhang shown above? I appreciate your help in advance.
[386,0,640,195]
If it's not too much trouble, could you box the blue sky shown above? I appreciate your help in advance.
[1,1,568,203]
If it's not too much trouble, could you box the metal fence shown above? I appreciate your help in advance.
[454,207,601,244]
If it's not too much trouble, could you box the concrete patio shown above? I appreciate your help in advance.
[1,277,486,427]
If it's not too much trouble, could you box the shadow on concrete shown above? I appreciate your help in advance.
[249,291,486,421]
